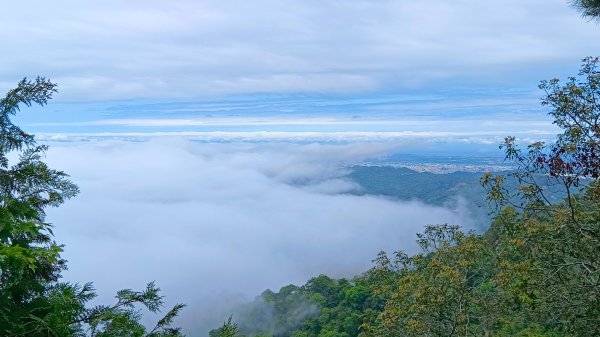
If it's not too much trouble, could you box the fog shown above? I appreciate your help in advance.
[43,138,474,335]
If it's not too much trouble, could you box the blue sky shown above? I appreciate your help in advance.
[18,89,559,152]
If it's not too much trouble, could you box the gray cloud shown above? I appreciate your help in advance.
[1,1,599,100]
[43,139,474,335]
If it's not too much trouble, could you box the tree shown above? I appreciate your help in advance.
[482,57,600,336]
[209,316,244,337]
[0,78,185,336]
[369,225,500,337]
[368,57,600,337]
[0,77,78,335]
[570,0,600,21]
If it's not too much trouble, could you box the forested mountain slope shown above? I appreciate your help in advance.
[210,57,600,337]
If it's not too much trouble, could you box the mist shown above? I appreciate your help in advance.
[42,138,474,335]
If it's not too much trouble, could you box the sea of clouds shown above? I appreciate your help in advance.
[43,138,474,334]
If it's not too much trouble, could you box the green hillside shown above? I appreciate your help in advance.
[210,57,600,337]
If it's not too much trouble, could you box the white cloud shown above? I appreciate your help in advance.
[43,139,474,335]
[32,116,554,128]
[33,130,559,145]
[1,0,598,100]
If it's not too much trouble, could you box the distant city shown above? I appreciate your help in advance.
[357,162,513,174]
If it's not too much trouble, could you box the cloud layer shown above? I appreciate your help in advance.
[43,139,473,335]
[1,0,599,99]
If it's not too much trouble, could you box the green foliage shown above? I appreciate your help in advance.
[0,79,185,336]
[368,57,600,337]
[570,0,600,21]
[476,58,599,335]
[213,275,383,337]
[350,166,573,231]
[481,57,600,336]
[218,57,600,337]
[367,225,500,337]
[83,282,186,337]
[213,284,317,337]
[209,316,244,337]
[349,167,495,229]
[483,57,599,213]
[0,77,78,335]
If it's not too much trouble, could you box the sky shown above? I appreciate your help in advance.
[3,0,599,143]
[1,0,598,141]
[1,0,599,101]
[2,0,600,335]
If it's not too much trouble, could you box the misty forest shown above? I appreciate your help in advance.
[1,1,600,337]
